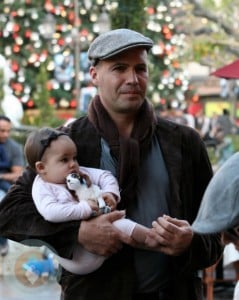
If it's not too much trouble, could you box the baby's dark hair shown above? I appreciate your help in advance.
[24,127,67,170]
[0,115,11,123]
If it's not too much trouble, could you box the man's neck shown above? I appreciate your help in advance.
[110,113,135,138]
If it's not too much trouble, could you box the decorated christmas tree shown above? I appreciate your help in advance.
[0,0,106,110]
[0,0,188,113]
[146,0,189,109]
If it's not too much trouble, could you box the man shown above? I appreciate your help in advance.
[0,115,24,256]
[0,29,222,299]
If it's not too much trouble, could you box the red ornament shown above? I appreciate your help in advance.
[163,70,169,77]
[58,38,65,46]
[13,44,20,53]
[11,61,19,72]
[191,95,199,103]
[147,7,155,15]
[162,25,170,34]
[70,99,77,108]
[172,61,179,68]
[12,33,18,39]
[25,30,31,38]
[164,33,172,40]
[13,23,20,32]
[11,11,17,17]
[44,0,54,12]
[162,25,172,40]
[68,11,74,23]
[49,97,55,105]
[81,28,89,37]
[175,78,181,86]
[27,99,35,108]
[47,81,53,90]
[56,24,62,32]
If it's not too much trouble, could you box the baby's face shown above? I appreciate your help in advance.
[40,135,80,184]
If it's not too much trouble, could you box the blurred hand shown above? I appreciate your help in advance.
[145,215,194,256]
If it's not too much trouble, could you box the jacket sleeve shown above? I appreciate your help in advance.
[0,166,79,258]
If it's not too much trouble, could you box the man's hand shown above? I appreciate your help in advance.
[145,215,194,256]
[78,210,134,256]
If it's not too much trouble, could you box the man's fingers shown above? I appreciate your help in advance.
[163,215,189,227]
[107,210,126,222]
[152,217,176,235]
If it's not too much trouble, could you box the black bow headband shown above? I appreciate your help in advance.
[39,131,68,159]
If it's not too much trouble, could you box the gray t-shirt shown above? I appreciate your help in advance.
[100,135,171,293]
[3,138,24,169]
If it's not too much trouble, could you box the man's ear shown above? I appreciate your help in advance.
[35,161,45,174]
[89,66,98,85]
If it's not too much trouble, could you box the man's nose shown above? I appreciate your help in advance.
[126,69,139,83]
[3,132,9,138]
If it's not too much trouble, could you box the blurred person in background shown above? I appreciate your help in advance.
[0,115,24,256]
[195,107,212,143]
[216,108,235,136]
[192,152,239,300]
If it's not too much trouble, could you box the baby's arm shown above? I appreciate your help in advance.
[78,168,153,248]
[113,218,150,247]
[35,194,94,222]
[80,167,121,201]
[32,176,95,222]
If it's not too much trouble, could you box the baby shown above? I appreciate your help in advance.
[24,127,150,274]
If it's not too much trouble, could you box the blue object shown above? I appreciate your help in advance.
[22,256,56,277]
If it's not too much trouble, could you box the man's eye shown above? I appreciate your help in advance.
[113,65,125,71]
[136,66,147,72]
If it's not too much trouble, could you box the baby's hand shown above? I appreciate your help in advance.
[102,193,117,211]
[87,199,100,216]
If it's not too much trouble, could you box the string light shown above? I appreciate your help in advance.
[148,0,189,108]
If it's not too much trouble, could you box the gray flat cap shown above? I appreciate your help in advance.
[88,28,153,65]
[192,152,239,234]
